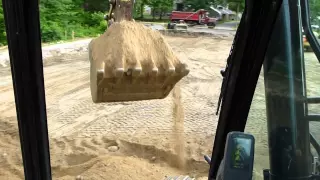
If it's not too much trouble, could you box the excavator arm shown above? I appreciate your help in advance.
[104,0,134,22]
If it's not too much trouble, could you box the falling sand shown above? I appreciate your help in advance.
[172,83,186,170]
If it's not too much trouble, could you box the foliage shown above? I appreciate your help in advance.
[227,0,245,12]
[0,0,320,46]
[309,0,320,24]
[134,0,172,20]
[83,0,109,12]
[0,1,6,46]
[170,0,244,13]
[134,0,150,18]
[183,0,216,11]
[0,0,107,45]
[148,0,173,19]
[39,0,107,42]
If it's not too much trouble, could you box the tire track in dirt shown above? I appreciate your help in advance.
[48,99,101,137]
[48,136,209,179]
[0,36,232,179]
[72,100,174,138]
[44,66,89,100]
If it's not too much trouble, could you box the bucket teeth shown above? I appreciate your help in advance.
[176,63,190,74]
[114,68,125,77]
[97,69,104,80]
[91,61,189,102]
[151,67,159,76]
[166,67,175,75]
[132,67,142,77]
[181,64,190,73]
[125,68,142,77]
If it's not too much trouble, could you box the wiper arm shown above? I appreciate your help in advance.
[216,19,243,115]
[209,0,284,179]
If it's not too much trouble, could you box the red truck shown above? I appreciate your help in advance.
[169,9,217,28]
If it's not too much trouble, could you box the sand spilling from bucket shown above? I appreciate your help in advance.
[172,83,186,170]
[90,21,183,77]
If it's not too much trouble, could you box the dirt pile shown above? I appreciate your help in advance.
[49,137,188,180]
[89,21,184,76]
[55,155,184,180]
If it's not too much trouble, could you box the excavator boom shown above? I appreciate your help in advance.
[105,0,134,22]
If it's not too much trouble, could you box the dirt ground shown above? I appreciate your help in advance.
[3,34,318,180]
[0,36,233,180]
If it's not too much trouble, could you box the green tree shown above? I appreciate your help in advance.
[0,0,109,45]
[148,0,172,20]
[309,0,320,24]
[158,0,173,20]
[183,0,216,11]
[148,0,161,19]
[135,0,150,18]
[0,1,6,46]
[39,0,76,41]
[227,0,245,12]
[83,0,109,12]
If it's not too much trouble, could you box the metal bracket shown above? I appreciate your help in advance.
[313,157,320,175]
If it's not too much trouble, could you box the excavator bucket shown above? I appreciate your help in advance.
[89,39,189,103]
[89,0,189,103]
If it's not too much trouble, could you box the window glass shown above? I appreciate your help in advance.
[0,1,25,179]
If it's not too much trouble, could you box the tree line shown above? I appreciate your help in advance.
[0,0,319,46]
[134,0,245,20]
[0,0,245,45]
[0,0,110,45]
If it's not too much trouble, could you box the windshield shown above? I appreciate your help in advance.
[245,0,320,179]
[0,0,319,180]
[305,0,320,171]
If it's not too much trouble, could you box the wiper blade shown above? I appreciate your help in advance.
[209,0,284,179]
[216,19,243,115]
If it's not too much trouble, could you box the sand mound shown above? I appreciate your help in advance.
[54,155,184,180]
[89,21,184,77]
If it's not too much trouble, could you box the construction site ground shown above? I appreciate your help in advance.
[0,35,319,180]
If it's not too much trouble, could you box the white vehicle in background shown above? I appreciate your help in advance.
[311,24,319,30]
[143,23,166,31]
